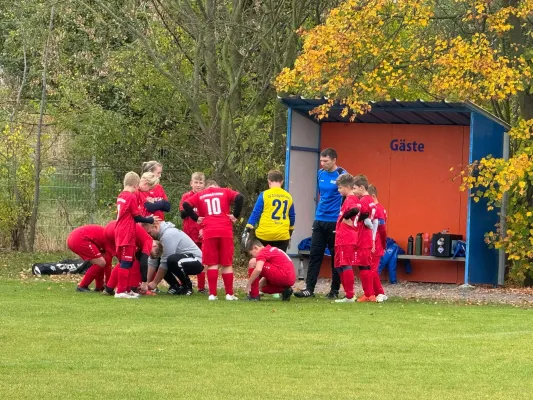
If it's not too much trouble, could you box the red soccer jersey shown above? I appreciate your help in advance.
[335,195,359,246]
[374,203,387,253]
[355,194,376,250]
[256,245,295,274]
[375,203,387,221]
[180,190,201,243]
[136,184,168,221]
[115,191,141,247]
[105,220,153,255]
[185,187,239,239]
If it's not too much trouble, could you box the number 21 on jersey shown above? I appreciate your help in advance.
[271,199,288,220]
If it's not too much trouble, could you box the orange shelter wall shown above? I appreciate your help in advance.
[319,123,470,284]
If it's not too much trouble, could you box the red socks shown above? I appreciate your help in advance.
[248,267,260,298]
[343,268,355,299]
[116,267,130,294]
[359,268,374,297]
[107,264,119,289]
[95,268,105,290]
[207,269,218,296]
[222,272,234,296]
[78,264,101,288]
[372,271,385,295]
[197,270,206,291]
[104,264,112,286]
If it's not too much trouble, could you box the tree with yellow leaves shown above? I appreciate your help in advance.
[276,0,533,282]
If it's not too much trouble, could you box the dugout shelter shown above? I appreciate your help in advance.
[281,97,510,286]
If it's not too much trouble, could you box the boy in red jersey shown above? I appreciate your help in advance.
[332,174,360,303]
[368,184,388,302]
[67,224,112,292]
[138,172,171,221]
[179,172,206,292]
[115,172,159,299]
[103,220,162,295]
[353,175,377,302]
[245,239,296,301]
[182,180,244,301]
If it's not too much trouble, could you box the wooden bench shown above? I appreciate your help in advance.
[398,255,465,262]
[295,250,465,282]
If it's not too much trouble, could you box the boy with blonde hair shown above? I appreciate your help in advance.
[114,171,159,299]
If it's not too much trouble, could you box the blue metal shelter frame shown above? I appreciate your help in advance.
[280,97,510,286]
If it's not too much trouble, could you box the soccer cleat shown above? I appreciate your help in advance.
[225,294,238,301]
[357,295,377,302]
[143,290,157,296]
[167,286,182,295]
[324,291,339,299]
[76,286,91,293]
[335,297,356,303]
[208,295,218,301]
[128,291,140,298]
[94,287,104,293]
[114,292,138,299]
[197,288,208,294]
[376,294,388,303]
[293,289,315,298]
[281,287,293,301]
[246,295,260,301]
[102,286,115,296]
[182,286,193,296]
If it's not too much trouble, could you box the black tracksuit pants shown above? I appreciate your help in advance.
[306,220,340,293]
[165,253,203,288]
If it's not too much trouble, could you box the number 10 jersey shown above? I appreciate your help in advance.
[185,187,239,239]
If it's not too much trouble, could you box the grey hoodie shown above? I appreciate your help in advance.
[148,222,202,270]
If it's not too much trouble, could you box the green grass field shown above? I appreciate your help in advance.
[1,275,533,400]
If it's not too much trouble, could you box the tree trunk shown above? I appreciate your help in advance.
[28,5,54,252]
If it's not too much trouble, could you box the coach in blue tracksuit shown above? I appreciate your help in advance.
[294,148,346,299]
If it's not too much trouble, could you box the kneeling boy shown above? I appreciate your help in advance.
[245,239,296,301]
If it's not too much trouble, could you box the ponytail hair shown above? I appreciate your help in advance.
[141,160,162,174]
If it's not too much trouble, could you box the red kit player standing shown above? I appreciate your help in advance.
[179,172,206,292]
[114,171,158,299]
[353,175,377,302]
[182,180,243,301]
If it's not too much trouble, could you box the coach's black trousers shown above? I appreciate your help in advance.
[306,220,340,293]
[166,253,203,287]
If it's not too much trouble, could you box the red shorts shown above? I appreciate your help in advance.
[195,242,202,250]
[117,245,136,262]
[334,244,357,267]
[67,234,102,260]
[261,263,296,287]
[202,237,234,266]
[355,248,372,267]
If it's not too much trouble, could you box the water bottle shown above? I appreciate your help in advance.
[423,233,430,256]
[407,235,414,255]
[415,233,423,255]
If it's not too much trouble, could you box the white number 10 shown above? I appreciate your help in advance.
[204,198,221,215]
